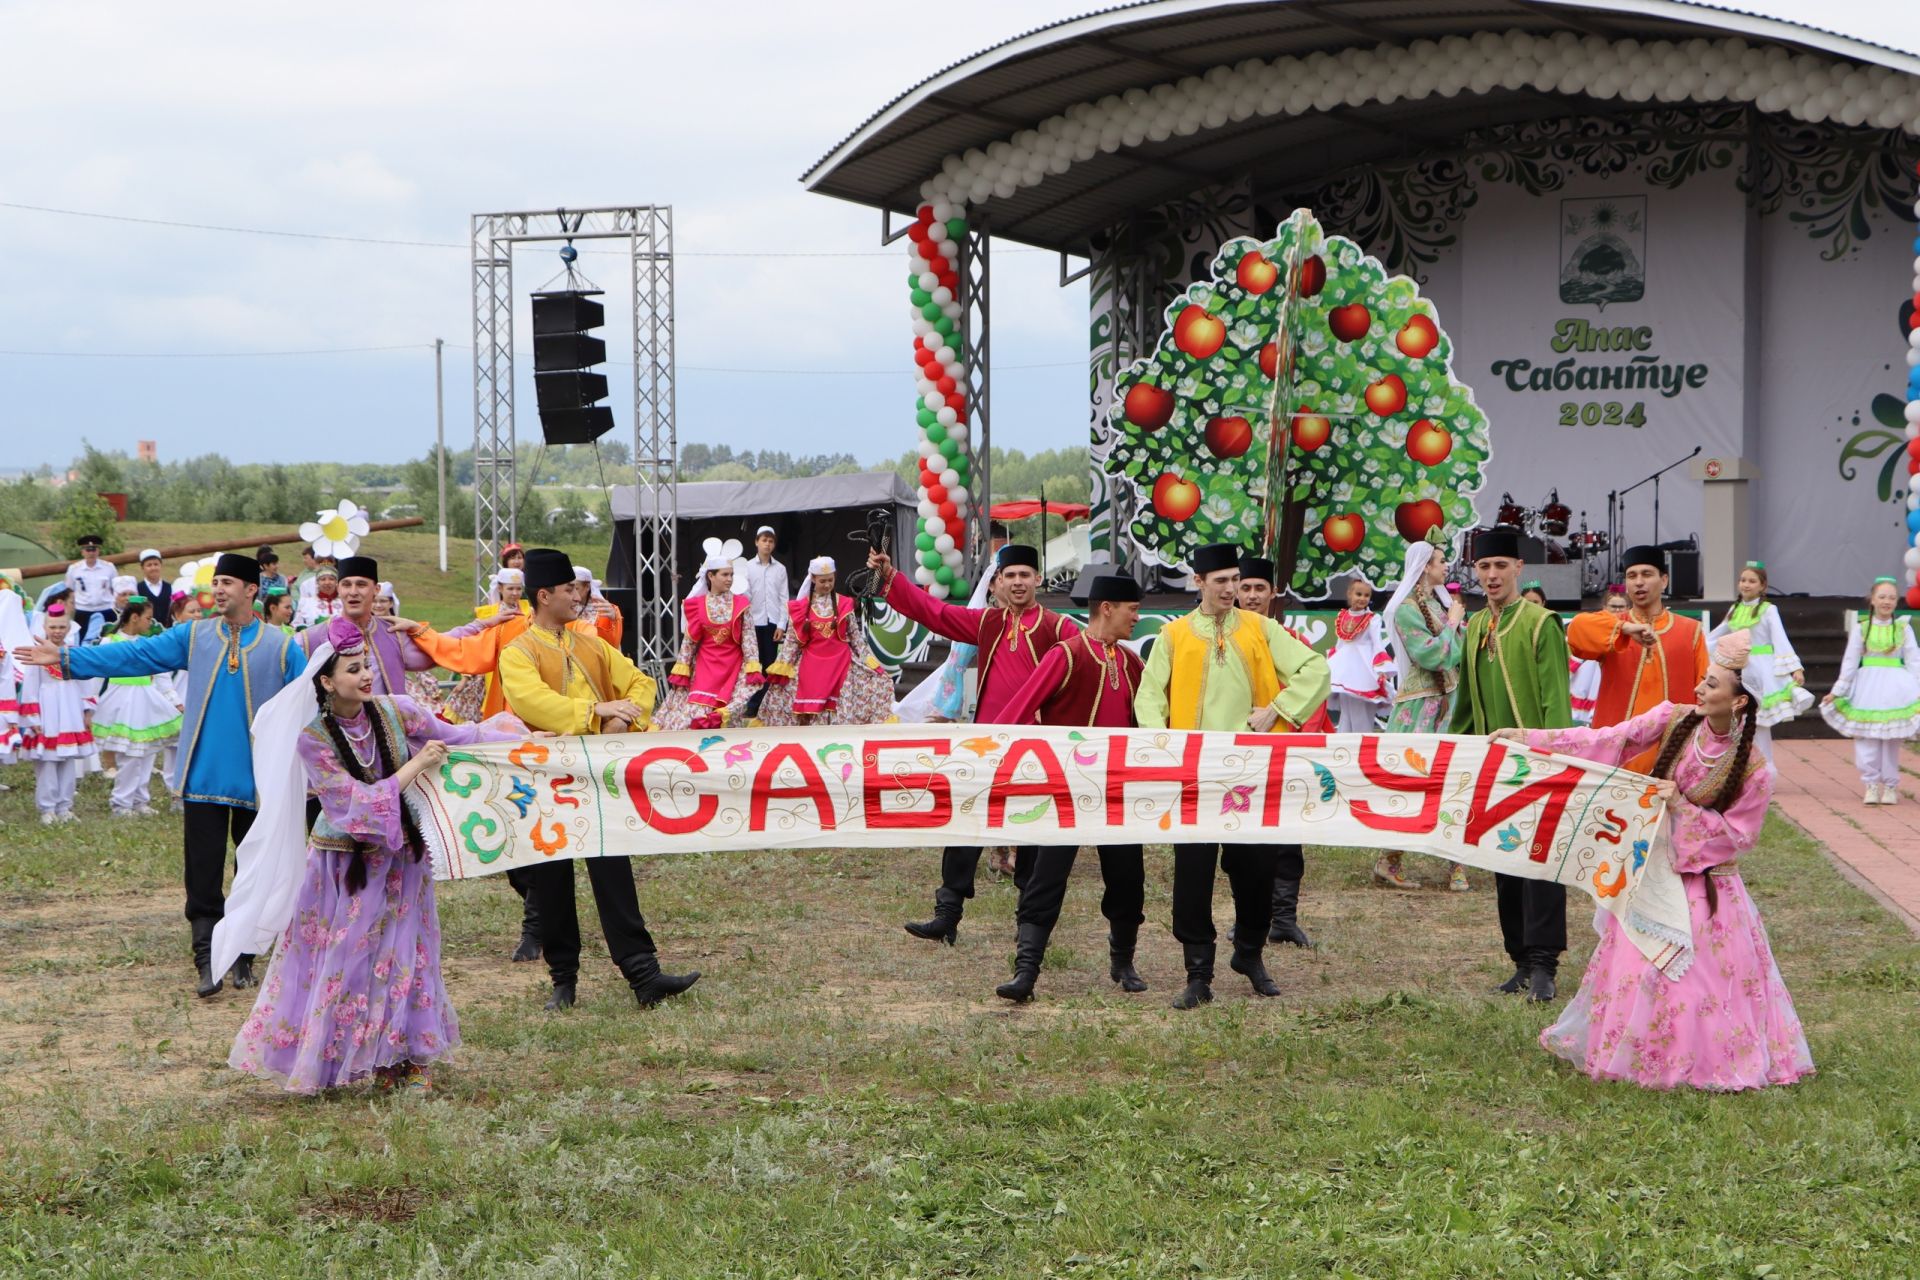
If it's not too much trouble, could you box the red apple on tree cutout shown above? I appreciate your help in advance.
[1290,407,1331,452]
[1152,472,1202,522]
[1322,513,1366,554]
[1123,382,1175,431]
[1394,499,1445,542]
[1405,419,1452,467]
[1396,314,1440,359]
[1204,415,1253,459]
[1328,303,1371,343]
[1236,252,1278,294]
[1258,339,1292,380]
[1364,374,1407,416]
[1172,305,1226,359]
[1293,254,1326,297]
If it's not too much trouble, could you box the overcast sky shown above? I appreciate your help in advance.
[0,0,1907,473]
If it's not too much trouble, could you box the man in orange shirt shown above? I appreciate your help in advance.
[1565,544,1709,771]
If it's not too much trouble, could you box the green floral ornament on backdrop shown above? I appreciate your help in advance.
[1102,208,1492,596]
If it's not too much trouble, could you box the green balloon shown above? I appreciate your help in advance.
[935,564,955,586]
[939,438,960,459]
[920,301,943,321]
[921,550,943,570]
[915,532,935,552]
[909,289,931,307]
[946,218,968,240]
[950,576,970,596]
[935,316,957,338]
[916,409,937,427]
[925,422,947,444]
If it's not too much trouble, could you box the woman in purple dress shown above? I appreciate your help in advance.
[1493,631,1813,1091]
[227,616,526,1093]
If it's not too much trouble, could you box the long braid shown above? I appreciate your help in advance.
[317,708,374,893]
[1648,695,1760,919]
[312,682,427,893]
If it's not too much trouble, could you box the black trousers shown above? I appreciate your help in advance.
[746,622,780,716]
[933,845,1036,919]
[183,801,256,927]
[1171,843,1277,949]
[523,855,658,987]
[1495,873,1567,971]
[1273,843,1303,884]
[1016,845,1145,933]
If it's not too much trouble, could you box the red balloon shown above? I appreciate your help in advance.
[940,272,960,291]
[915,239,937,260]
[927,484,948,504]
[1908,437,1920,460]
[917,205,935,224]
[951,411,967,427]
[938,501,958,521]
[1909,586,1920,609]
[908,223,929,243]
[1909,457,1919,475]
[936,376,957,395]
[914,348,934,367]
[928,256,949,275]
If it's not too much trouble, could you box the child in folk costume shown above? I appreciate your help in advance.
[1496,632,1813,1091]
[892,559,1000,724]
[221,617,530,1094]
[1821,577,1920,805]
[656,541,760,731]
[375,582,445,712]
[18,605,99,824]
[1709,562,1812,766]
[1375,532,1470,892]
[759,556,895,726]
[1570,588,1625,726]
[1327,577,1392,731]
[0,576,31,768]
[91,598,181,816]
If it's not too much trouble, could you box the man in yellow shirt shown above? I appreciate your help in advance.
[1134,543,1330,1010]
[499,549,700,1012]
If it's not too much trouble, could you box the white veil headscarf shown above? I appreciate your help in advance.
[1383,537,1454,686]
[486,567,524,606]
[211,628,342,977]
[796,555,836,601]
[688,538,746,599]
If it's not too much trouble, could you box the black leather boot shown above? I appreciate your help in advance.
[1107,926,1147,993]
[1267,875,1311,947]
[512,889,543,963]
[228,954,256,990]
[995,922,1049,1003]
[191,919,222,999]
[1230,943,1281,997]
[1170,943,1214,1010]
[1496,964,1527,995]
[543,982,576,1012]
[1527,966,1558,1003]
[625,952,701,1008]
[903,915,959,945]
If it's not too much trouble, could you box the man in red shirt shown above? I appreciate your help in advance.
[869,543,1079,944]
[995,574,1148,1000]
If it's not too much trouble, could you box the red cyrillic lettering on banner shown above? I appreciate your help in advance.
[750,742,838,832]
[1349,737,1455,834]
[1232,733,1328,825]
[624,747,717,836]
[1106,734,1203,827]
[1463,746,1584,863]
[862,738,954,830]
[987,738,1075,828]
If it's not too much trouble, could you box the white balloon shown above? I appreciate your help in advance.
[934,344,956,365]
[941,301,962,321]
[1905,547,1920,571]
[923,391,946,412]
[948,423,969,445]
[939,469,960,490]
[917,499,935,519]
[928,582,951,601]
[915,566,935,586]
[942,548,964,568]
[936,406,958,426]
[930,200,954,222]
[934,534,956,554]
[925,516,947,538]
[918,271,938,291]
[1905,400,1920,424]
[931,286,954,306]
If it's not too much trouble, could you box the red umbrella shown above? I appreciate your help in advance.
[988,500,1090,522]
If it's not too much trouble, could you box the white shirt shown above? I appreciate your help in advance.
[293,593,340,629]
[65,559,117,611]
[740,557,790,628]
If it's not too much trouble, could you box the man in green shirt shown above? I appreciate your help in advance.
[1447,527,1573,1002]
[1135,543,1331,1010]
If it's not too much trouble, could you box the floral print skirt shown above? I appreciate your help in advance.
[230,844,459,1093]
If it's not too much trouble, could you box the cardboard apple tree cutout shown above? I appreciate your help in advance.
[1103,207,1491,595]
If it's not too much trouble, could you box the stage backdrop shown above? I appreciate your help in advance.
[412,725,1694,977]
[1089,107,1919,595]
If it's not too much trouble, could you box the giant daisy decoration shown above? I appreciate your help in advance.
[173,558,214,598]
[299,500,370,559]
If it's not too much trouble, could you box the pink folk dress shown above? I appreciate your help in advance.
[1524,702,1814,1091]
[229,696,521,1093]
[656,592,759,731]
[758,593,895,725]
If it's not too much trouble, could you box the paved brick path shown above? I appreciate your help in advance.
[1772,739,1920,933]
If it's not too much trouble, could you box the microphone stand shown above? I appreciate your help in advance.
[1612,446,1701,574]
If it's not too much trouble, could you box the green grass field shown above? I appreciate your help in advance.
[15,522,610,634]
[2,756,1918,1278]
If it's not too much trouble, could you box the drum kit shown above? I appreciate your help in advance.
[1459,489,1612,595]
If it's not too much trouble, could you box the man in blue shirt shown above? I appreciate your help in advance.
[15,553,305,997]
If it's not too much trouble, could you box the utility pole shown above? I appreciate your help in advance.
[434,337,447,573]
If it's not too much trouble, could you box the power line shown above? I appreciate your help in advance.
[0,343,431,358]
[0,200,1048,258]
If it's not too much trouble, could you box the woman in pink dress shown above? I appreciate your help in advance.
[655,550,759,731]
[759,556,894,726]
[1493,631,1813,1091]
